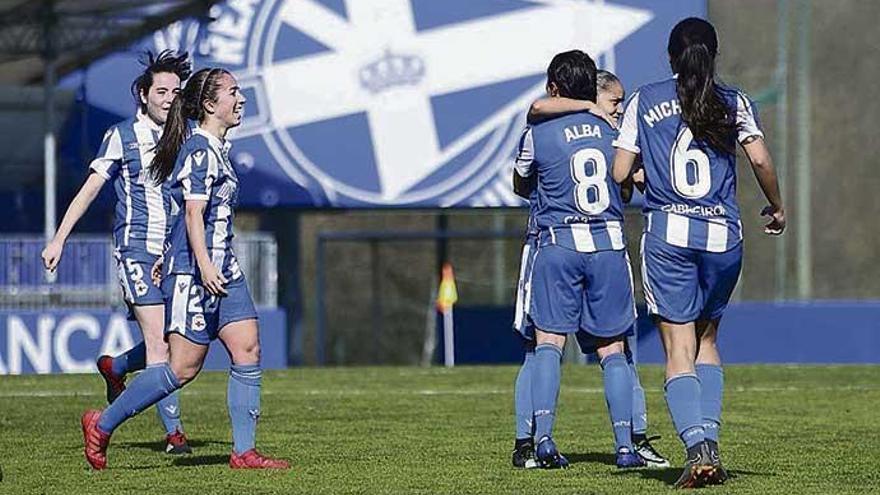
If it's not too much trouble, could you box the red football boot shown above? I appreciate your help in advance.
[165,429,193,454]
[229,449,290,469]
[81,410,110,470]
[96,355,126,404]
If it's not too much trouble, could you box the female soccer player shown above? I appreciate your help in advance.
[515,70,669,469]
[80,68,289,470]
[42,51,193,454]
[612,18,785,488]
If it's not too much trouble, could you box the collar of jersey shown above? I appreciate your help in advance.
[135,109,163,133]
[192,126,232,154]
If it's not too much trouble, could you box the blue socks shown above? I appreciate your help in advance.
[531,344,563,441]
[696,364,724,443]
[514,349,535,440]
[601,353,633,451]
[98,363,180,434]
[629,361,648,436]
[228,364,262,454]
[111,341,147,377]
[664,374,705,448]
[156,391,183,435]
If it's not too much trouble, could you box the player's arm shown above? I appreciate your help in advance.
[42,127,122,272]
[512,126,536,199]
[185,200,227,296]
[41,173,107,271]
[513,172,535,199]
[741,136,785,235]
[736,92,784,235]
[528,97,615,127]
[180,148,227,295]
[611,92,641,184]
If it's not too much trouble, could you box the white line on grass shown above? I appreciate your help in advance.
[0,385,877,398]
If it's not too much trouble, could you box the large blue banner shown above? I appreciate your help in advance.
[61,0,705,208]
[0,309,287,375]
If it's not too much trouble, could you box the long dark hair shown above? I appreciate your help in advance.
[547,50,597,102]
[131,50,192,113]
[151,68,229,185]
[668,18,734,153]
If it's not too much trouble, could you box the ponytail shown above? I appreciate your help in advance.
[668,17,735,154]
[151,95,190,184]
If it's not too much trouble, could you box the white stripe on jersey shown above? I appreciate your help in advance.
[121,161,133,246]
[606,220,625,250]
[665,213,690,248]
[570,224,596,252]
[210,204,231,272]
[706,220,729,253]
[514,127,535,177]
[613,91,641,153]
[89,128,123,179]
[133,123,166,255]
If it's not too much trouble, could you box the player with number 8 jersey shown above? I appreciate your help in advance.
[513,50,640,470]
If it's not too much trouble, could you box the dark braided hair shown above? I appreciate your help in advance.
[151,68,230,184]
[131,50,191,113]
[668,18,735,153]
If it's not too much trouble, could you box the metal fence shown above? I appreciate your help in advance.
[0,233,278,309]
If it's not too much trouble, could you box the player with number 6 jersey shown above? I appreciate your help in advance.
[612,18,785,488]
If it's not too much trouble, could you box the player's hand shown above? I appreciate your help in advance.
[588,105,617,128]
[761,205,785,235]
[632,168,646,193]
[151,256,164,286]
[200,262,228,296]
[41,241,64,272]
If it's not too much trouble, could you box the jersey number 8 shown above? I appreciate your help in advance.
[570,148,610,215]
[671,127,711,199]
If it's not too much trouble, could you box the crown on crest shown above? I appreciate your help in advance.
[358,48,426,94]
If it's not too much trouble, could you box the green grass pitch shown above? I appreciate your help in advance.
[1,365,878,494]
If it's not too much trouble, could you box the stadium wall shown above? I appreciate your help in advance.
[441,302,880,365]
[0,309,287,375]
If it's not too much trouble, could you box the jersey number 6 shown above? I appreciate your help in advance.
[671,127,711,199]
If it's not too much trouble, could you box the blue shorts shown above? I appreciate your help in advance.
[640,232,742,323]
[528,245,636,338]
[163,273,258,346]
[115,248,164,312]
[513,239,538,341]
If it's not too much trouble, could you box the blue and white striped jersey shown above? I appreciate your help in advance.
[514,112,626,253]
[164,128,243,281]
[614,78,763,252]
[89,111,166,256]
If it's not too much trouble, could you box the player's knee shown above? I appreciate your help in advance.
[173,365,198,385]
[596,338,625,359]
[231,340,260,365]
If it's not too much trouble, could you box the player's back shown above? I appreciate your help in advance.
[530,112,625,253]
[616,78,760,252]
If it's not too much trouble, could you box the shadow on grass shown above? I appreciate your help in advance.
[115,439,228,453]
[611,467,776,486]
[564,452,618,466]
[172,454,230,467]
